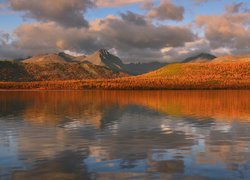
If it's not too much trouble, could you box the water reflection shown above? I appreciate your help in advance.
[0,90,250,179]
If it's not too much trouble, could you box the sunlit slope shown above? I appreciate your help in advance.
[137,61,250,88]
[143,62,249,78]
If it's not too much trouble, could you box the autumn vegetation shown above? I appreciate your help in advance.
[0,61,250,90]
[0,61,126,81]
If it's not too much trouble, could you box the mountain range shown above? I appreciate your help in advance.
[0,49,167,81]
[22,49,168,75]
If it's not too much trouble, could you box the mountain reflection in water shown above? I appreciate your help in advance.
[0,90,250,180]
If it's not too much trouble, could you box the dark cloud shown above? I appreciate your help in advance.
[3,15,195,62]
[13,22,102,55]
[81,16,194,61]
[196,8,250,55]
[0,31,10,43]
[9,0,94,27]
[120,11,147,25]
[0,44,27,60]
[0,31,27,59]
[97,17,193,49]
[147,1,184,21]
[225,2,244,14]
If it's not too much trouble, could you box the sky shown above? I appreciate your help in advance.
[0,0,249,62]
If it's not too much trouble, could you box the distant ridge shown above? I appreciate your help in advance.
[183,53,216,63]
[82,49,167,75]
[212,55,250,62]
[23,52,76,64]
[124,62,168,75]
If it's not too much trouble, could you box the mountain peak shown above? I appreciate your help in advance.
[58,52,68,56]
[197,53,215,58]
[97,49,110,56]
[83,49,125,72]
[183,53,216,63]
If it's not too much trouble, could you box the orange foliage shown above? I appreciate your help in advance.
[0,61,250,90]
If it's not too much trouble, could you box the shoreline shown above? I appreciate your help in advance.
[0,81,250,90]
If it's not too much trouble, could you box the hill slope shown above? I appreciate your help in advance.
[143,61,250,79]
[23,52,76,64]
[0,61,126,82]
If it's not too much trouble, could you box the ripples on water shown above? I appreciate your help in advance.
[0,90,250,180]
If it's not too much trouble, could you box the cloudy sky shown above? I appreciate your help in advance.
[0,0,249,62]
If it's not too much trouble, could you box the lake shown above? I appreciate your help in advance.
[0,90,250,180]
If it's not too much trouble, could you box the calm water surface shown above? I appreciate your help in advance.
[0,90,250,180]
